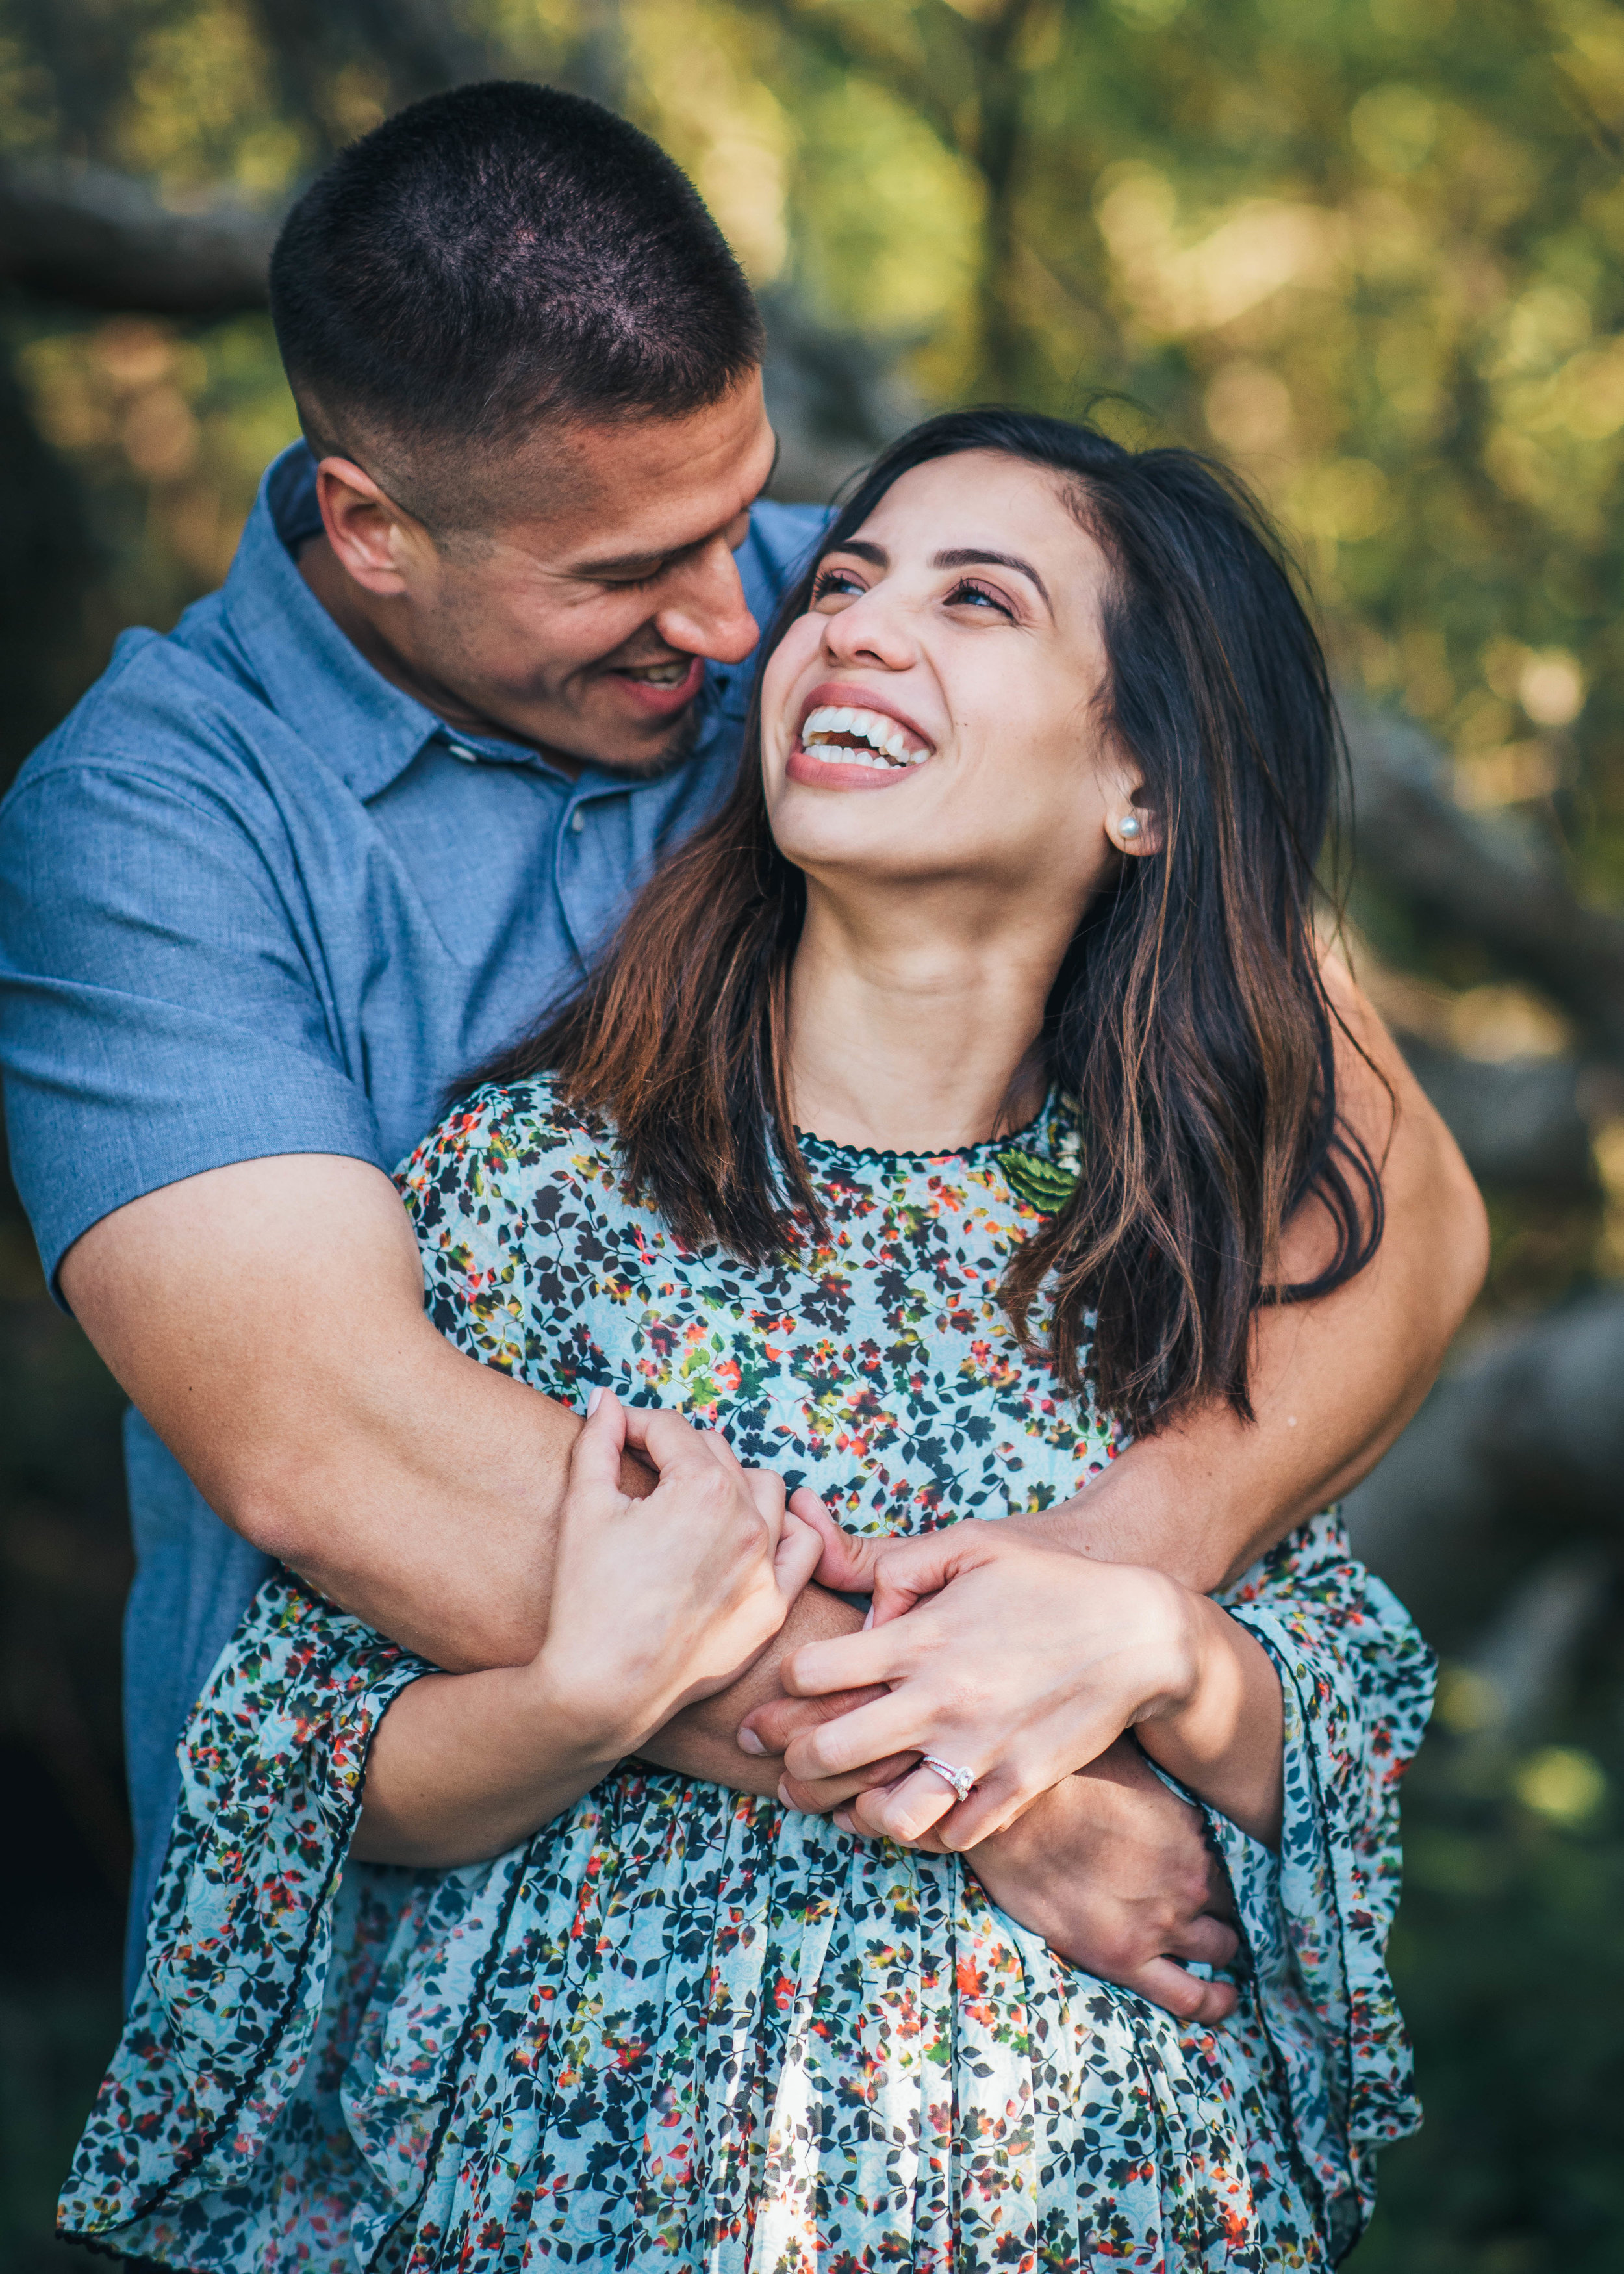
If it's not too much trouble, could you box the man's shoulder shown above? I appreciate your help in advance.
[5,597,270,810]
[743,498,831,601]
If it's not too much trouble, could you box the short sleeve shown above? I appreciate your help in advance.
[0,763,385,1293]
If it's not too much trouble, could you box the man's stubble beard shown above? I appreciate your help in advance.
[579,693,707,783]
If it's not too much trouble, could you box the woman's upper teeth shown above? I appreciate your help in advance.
[802,704,928,765]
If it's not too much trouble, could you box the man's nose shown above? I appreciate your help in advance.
[655,537,760,666]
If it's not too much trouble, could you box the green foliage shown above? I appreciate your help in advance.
[1360,1707,1624,2270]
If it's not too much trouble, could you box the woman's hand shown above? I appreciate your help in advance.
[748,1496,1281,1850]
[355,1391,819,1866]
[547,1388,823,1739]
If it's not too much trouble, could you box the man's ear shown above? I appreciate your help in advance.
[313,455,423,596]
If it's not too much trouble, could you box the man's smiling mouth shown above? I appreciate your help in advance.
[800,704,930,770]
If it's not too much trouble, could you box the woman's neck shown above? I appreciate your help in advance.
[786,881,1067,1153]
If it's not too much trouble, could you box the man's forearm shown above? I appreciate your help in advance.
[1029,965,1487,1594]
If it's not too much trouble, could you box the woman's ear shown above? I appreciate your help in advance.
[1103,780,1161,856]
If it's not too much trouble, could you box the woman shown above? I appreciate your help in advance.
[62,411,1434,2270]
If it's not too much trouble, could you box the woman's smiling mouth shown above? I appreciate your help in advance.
[789,687,935,789]
[800,704,931,769]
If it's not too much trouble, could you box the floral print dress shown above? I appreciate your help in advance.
[60,1080,1434,2273]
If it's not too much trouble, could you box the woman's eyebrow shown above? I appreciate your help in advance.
[830,539,887,567]
[932,546,1052,611]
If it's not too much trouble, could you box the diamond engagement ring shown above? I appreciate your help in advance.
[920,1757,976,1806]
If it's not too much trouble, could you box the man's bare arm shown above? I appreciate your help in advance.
[60,971,1482,1750]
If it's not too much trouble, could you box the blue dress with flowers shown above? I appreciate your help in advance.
[60,1080,1434,2270]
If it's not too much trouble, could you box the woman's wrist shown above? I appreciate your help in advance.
[521,1642,663,1774]
[1104,1566,1206,1731]
[1129,1593,1285,1846]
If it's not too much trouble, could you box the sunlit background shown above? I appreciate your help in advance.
[3,3,1623,2266]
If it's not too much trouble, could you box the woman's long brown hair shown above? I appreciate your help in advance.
[475,409,1383,1435]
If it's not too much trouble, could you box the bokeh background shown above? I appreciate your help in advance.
[3,1,1624,2265]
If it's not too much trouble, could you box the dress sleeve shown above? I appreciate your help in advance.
[1200,1511,1437,2255]
[395,1080,616,1398]
[57,1570,431,2244]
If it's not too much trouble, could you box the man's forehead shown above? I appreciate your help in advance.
[492,378,776,568]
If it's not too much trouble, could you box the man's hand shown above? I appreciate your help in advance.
[962,1741,1241,2024]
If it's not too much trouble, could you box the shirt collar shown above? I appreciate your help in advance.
[218,441,753,805]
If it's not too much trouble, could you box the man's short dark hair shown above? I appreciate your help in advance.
[268,81,765,526]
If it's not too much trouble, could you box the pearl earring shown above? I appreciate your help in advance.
[1117,814,1141,841]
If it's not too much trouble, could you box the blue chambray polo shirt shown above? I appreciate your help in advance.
[0,441,826,1993]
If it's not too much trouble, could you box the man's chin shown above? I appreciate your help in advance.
[581,700,705,781]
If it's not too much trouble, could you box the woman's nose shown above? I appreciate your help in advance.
[822,588,916,671]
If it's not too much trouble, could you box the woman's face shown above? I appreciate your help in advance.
[761,450,1140,917]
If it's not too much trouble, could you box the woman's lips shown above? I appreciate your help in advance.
[789,693,933,789]
[785,739,926,791]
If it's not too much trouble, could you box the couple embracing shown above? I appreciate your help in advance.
[0,80,1484,2273]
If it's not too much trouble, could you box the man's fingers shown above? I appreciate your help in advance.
[1129,1958,1239,2025]
[737,1683,890,1759]
[1167,1913,1240,1970]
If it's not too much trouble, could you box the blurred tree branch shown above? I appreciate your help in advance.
[0,159,275,314]
[1344,705,1624,1067]
[1345,1286,1624,1634]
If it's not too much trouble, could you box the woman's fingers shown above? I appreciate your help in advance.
[772,1509,824,1602]
[737,1681,891,1760]
[788,1490,883,1594]
[865,1525,991,1625]
[775,1751,922,1814]
[617,1398,729,1482]
[780,1620,916,1708]
[833,1762,959,1845]
[568,1384,629,1497]
[779,1686,925,1783]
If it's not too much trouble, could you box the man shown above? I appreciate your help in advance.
[0,83,1484,2017]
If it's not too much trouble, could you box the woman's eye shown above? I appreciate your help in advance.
[946,578,1014,618]
[811,565,865,604]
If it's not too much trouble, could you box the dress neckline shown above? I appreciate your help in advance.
[793,1088,1059,1170]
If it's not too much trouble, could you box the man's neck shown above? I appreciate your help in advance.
[296,531,581,772]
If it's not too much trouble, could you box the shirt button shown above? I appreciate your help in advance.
[446,740,478,763]
[570,805,586,832]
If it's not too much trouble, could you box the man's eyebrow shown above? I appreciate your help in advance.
[573,439,783,580]
[932,546,1052,610]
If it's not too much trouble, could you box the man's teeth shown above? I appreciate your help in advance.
[620,661,689,685]
[801,704,928,766]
